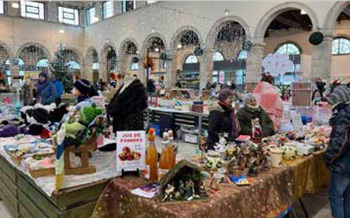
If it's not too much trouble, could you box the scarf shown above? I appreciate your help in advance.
[77,95,88,103]
[218,101,237,138]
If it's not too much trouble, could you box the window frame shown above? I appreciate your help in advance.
[58,6,79,26]
[274,42,302,55]
[0,1,5,15]
[102,1,114,20]
[184,55,199,64]
[121,1,136,13]
[332,37,350,56]
[213,52,225,62]
[20,1,45,20]
[86,6,97,26]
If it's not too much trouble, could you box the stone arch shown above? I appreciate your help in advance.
[141,32,168,56]
[170,26,204,50]
[324,2,350,36]
[56,45,83,64]
[85,46,99,62]
[16,42,51,61]
[0,41,13,60]
[118,38,140,58]
[254,2,320,42]
[206,16,251,50]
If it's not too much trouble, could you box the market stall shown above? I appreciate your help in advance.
[92,150,329,218]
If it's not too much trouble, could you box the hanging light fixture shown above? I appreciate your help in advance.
[224,9,229,16]
[177,44,182,49]
[154,47,159,52]
[12,2,19,9]
[59,29,65,34]
[300,10,307,15]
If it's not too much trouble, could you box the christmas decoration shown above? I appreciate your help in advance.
[50,46,72,93]
[309,32,324,45]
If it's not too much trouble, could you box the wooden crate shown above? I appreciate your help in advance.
[0,154,110,218]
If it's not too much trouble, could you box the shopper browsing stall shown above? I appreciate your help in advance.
[253,74,283,132]
[324,85,350,218]
[73,79,99,111]
[207,88,239,150]
[237,94,274,138]
[36,72,57,105]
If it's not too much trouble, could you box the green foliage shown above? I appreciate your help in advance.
[276,84,290,98]
[50,51,72,93]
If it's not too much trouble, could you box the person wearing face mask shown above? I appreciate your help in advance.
[207,88,239,150]
[237,94,275,137]
[36,72,57,105]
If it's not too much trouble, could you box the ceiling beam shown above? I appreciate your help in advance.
[343,8,350,17]
[275,16,301,29]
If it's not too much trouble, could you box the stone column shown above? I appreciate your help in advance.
[311,35,333,81]
[166,50,177,88]
[245,43,265,82]
[138,57,146,84]
[199,49,214,90]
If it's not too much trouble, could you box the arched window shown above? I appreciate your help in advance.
[184,55,198,64]
[332,37,350,55]
[275,43,301,55]
[237,50,248,60]
[92,63,99,70]
[213,52,224,62]
[66,61,80,70]
[37,59,48,68]
[130,62,139,70]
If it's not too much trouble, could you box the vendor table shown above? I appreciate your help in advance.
[92,150,330,218]
[0,153,110,218]
[147,106,209,144]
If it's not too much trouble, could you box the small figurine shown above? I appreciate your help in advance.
[208,171,220,190]
[247,157,258,177]
[185,181,193,200]
[162,184,175,201]
[179,180,185,196]
[199,182,207,197]
[174,191,181,200]
[251,118,263,143]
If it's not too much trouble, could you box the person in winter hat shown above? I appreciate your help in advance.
[324,85,350,218]
[237,94,275,137]
[73,79,99,111]
[36,72,57,105]
[207,88,239,150]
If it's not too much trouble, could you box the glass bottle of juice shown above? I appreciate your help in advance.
[146,128,158,182]
[159,132,170,170]
[167,130,176,168]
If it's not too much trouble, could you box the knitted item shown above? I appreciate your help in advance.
[328,85,350,106]
[74,79,91,95]
[80,105,103,125]
[65,122,86,138]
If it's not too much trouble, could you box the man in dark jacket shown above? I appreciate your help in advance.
[37,72,57,105]
[237,94,275,137]
[207,88,238,150]
[324,85,350,218]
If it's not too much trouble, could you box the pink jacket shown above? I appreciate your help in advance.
[253,82,283,131]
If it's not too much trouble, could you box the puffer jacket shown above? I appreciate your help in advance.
[237,105,275,137]
[37,80,57,105]
[207,103,238,150]
[324,103,350,175]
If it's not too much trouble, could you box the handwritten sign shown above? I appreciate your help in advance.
[116,131,146,173]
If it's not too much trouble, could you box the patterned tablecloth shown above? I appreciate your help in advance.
[92,150,330,218]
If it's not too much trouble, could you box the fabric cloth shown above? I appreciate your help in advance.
[107,79,148,133]
[328,85,350,106]
[207,102,237,150]
[37,79,57,105]
[237,105,275,137]
[53,80,63,97]
[324,103,350,175]
[329,172,350,218]
[253,82,283,131]
[92,150,329,218]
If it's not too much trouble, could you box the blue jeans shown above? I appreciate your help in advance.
[329,172,350,218]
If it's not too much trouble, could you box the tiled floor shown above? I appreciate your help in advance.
[0,140,332,218]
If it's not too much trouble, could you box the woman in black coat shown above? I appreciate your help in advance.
[207,88,239,150]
